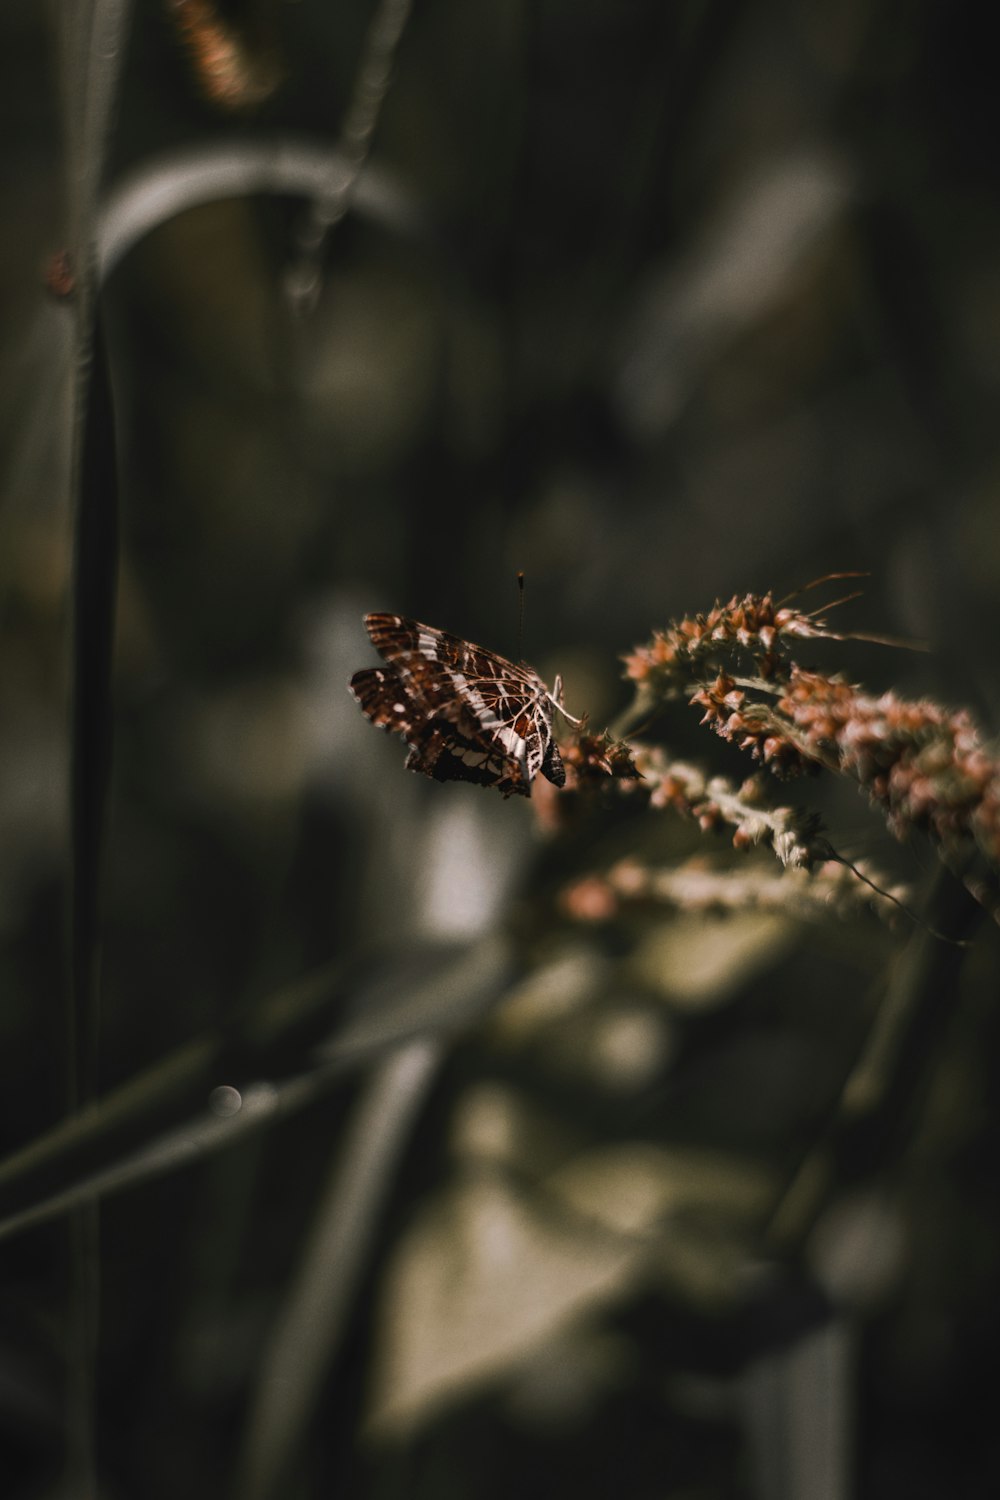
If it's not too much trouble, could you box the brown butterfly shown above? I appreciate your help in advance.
[349,613,580,797]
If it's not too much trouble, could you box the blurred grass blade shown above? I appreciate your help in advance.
[97,138,423,280]
[0,1069,344,1246]
[0,938,513,1243]
[70,315,117,1109]
[741,1319,855,1500]
[237,1040,441,1500]
[57,3,133,1494]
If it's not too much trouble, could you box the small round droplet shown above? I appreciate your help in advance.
[209,1084,243,1118]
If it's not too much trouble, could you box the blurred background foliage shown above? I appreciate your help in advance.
[2,0,1000,1497]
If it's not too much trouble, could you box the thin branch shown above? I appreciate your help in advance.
[285,0,417,311]
[763,869,983,1260]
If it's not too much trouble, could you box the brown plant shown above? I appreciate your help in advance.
[552,583,999,928]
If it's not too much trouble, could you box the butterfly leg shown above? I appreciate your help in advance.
[548,674,584,727]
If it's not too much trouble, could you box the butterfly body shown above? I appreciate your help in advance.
[349,613,572,797]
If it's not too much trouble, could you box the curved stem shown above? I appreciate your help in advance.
[763,868,983,1261]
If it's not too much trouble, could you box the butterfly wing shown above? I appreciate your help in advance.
[350,663,533,796]
[407,729,530,797]
[348,665,414,730]
[353,613,565,794]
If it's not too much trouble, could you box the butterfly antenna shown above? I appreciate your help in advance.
[516,569,582,724]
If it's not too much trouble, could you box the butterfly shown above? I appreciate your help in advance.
[349,613,580,797]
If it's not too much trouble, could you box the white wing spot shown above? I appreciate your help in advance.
[451,672,501,729]
[496,725,527,760]
[459,749,488,767]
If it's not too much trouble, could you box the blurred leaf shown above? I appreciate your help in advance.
[366,1167,645,1435]
[368,1141,776,1435]
[628,911,796,1009]
[549,1143,773,1238]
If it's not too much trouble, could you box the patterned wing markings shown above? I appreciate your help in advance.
[349,613,575,796]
